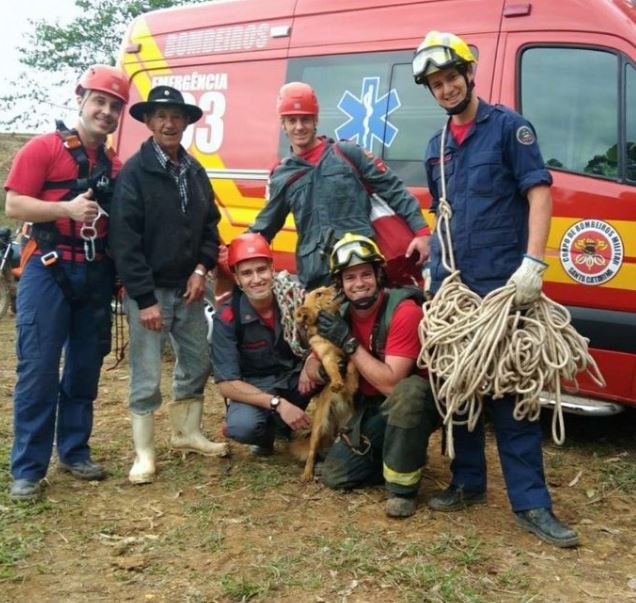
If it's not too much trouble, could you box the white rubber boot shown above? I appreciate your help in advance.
[168,399,229,457]
[129,413,156,484]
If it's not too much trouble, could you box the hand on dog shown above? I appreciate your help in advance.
[299,363,320,395]
[278,399,311,431]
[317,311,351,348]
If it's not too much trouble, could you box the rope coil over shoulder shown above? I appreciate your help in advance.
[417,125,605,457]
[271,270,307,357]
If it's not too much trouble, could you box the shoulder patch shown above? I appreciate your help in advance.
[516,125,535,145]
[219,306,234,323]
[373,158,387,173]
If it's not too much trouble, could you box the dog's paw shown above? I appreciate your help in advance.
[329,381,344,393]
[300,468,314,482]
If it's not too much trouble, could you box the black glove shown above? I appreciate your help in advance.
[317,311,352,348]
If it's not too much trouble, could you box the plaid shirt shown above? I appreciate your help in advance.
[152,139,192,213]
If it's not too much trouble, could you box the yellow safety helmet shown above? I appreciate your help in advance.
[412,31,477,85]
[329,233,385,277]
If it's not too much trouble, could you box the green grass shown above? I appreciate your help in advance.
[220,458,288,493]
[597,456,636,495]
[1,325,635,602]
[219,575,269,601]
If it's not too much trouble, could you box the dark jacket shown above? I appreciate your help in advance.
[251,137,426,289]
[110,137,221,308]
[425,100,552,296]
[212,288,302,392]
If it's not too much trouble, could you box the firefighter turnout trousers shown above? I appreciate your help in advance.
[322,375,440,496]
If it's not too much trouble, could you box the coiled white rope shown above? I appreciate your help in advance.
[417,126,605,457]
[272,270,307,357]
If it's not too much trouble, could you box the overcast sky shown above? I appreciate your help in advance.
[0,0,80,132]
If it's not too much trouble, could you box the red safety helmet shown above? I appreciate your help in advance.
[75,65,130,104]
[228,233,273,269]
[276,82,319,116]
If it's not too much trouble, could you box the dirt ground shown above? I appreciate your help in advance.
[0,312,635,603]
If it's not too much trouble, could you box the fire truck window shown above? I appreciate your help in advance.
[285,51,441,186]
[285,52,402,158]
[384,45,478,165]
[520,47,618,180]
[384,63,445,162]
[626,62,636,182]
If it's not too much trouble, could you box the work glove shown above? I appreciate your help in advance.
[317,311,352,349]
[507,254,548,306]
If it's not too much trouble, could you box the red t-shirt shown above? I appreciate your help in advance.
[4,132,121,259]
[350,292,423,396]
[256,309,276,331]
[450,119,475,145]
[298,138,327,164]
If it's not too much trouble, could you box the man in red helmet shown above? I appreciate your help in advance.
[110,86,228,485]
[249,81,431,290]
[4,65,129,501]
[211,233,313,456]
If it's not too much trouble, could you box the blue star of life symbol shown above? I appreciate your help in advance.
[335,77,401,152]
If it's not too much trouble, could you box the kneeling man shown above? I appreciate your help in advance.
[316,233,440,517]
[212,234,313,455]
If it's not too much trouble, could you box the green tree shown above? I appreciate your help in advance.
[1,0,207,131]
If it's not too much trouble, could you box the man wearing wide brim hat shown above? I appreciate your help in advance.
[128,85,203,124]
[110,85,228,486]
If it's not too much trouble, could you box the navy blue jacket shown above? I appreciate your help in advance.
[424,100,552,296]
[212,289,302,392]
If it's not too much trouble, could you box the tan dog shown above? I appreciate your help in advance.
[294,286,358,481]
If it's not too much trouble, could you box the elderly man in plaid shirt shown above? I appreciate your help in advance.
[110,85,228,486]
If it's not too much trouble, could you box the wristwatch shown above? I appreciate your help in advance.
[269,395,281,413]
[342,336,360,356]
[194,268,207,277]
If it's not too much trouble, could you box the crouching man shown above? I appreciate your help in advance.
[211,234,313,456]
[314,234,440,517]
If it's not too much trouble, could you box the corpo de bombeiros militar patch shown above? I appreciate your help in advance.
[560,219,623,285]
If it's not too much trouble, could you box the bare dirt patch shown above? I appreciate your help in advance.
[1,313,635,602]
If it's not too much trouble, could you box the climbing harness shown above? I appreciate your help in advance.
[80,205,108,262]
[339,431,372,456]
[416,125,605,457]
[30,120,115,302]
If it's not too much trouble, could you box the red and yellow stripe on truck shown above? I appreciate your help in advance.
[115,0,636,410]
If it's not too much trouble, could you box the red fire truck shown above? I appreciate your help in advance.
[115,0,636,414]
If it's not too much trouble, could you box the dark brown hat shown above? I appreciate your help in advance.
[129,85,203,123]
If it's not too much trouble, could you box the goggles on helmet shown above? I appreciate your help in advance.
[330,238,384,274]
[412,46,461,82]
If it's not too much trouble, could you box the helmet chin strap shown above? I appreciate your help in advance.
[445,78,475,116]
[351,295,377,310]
